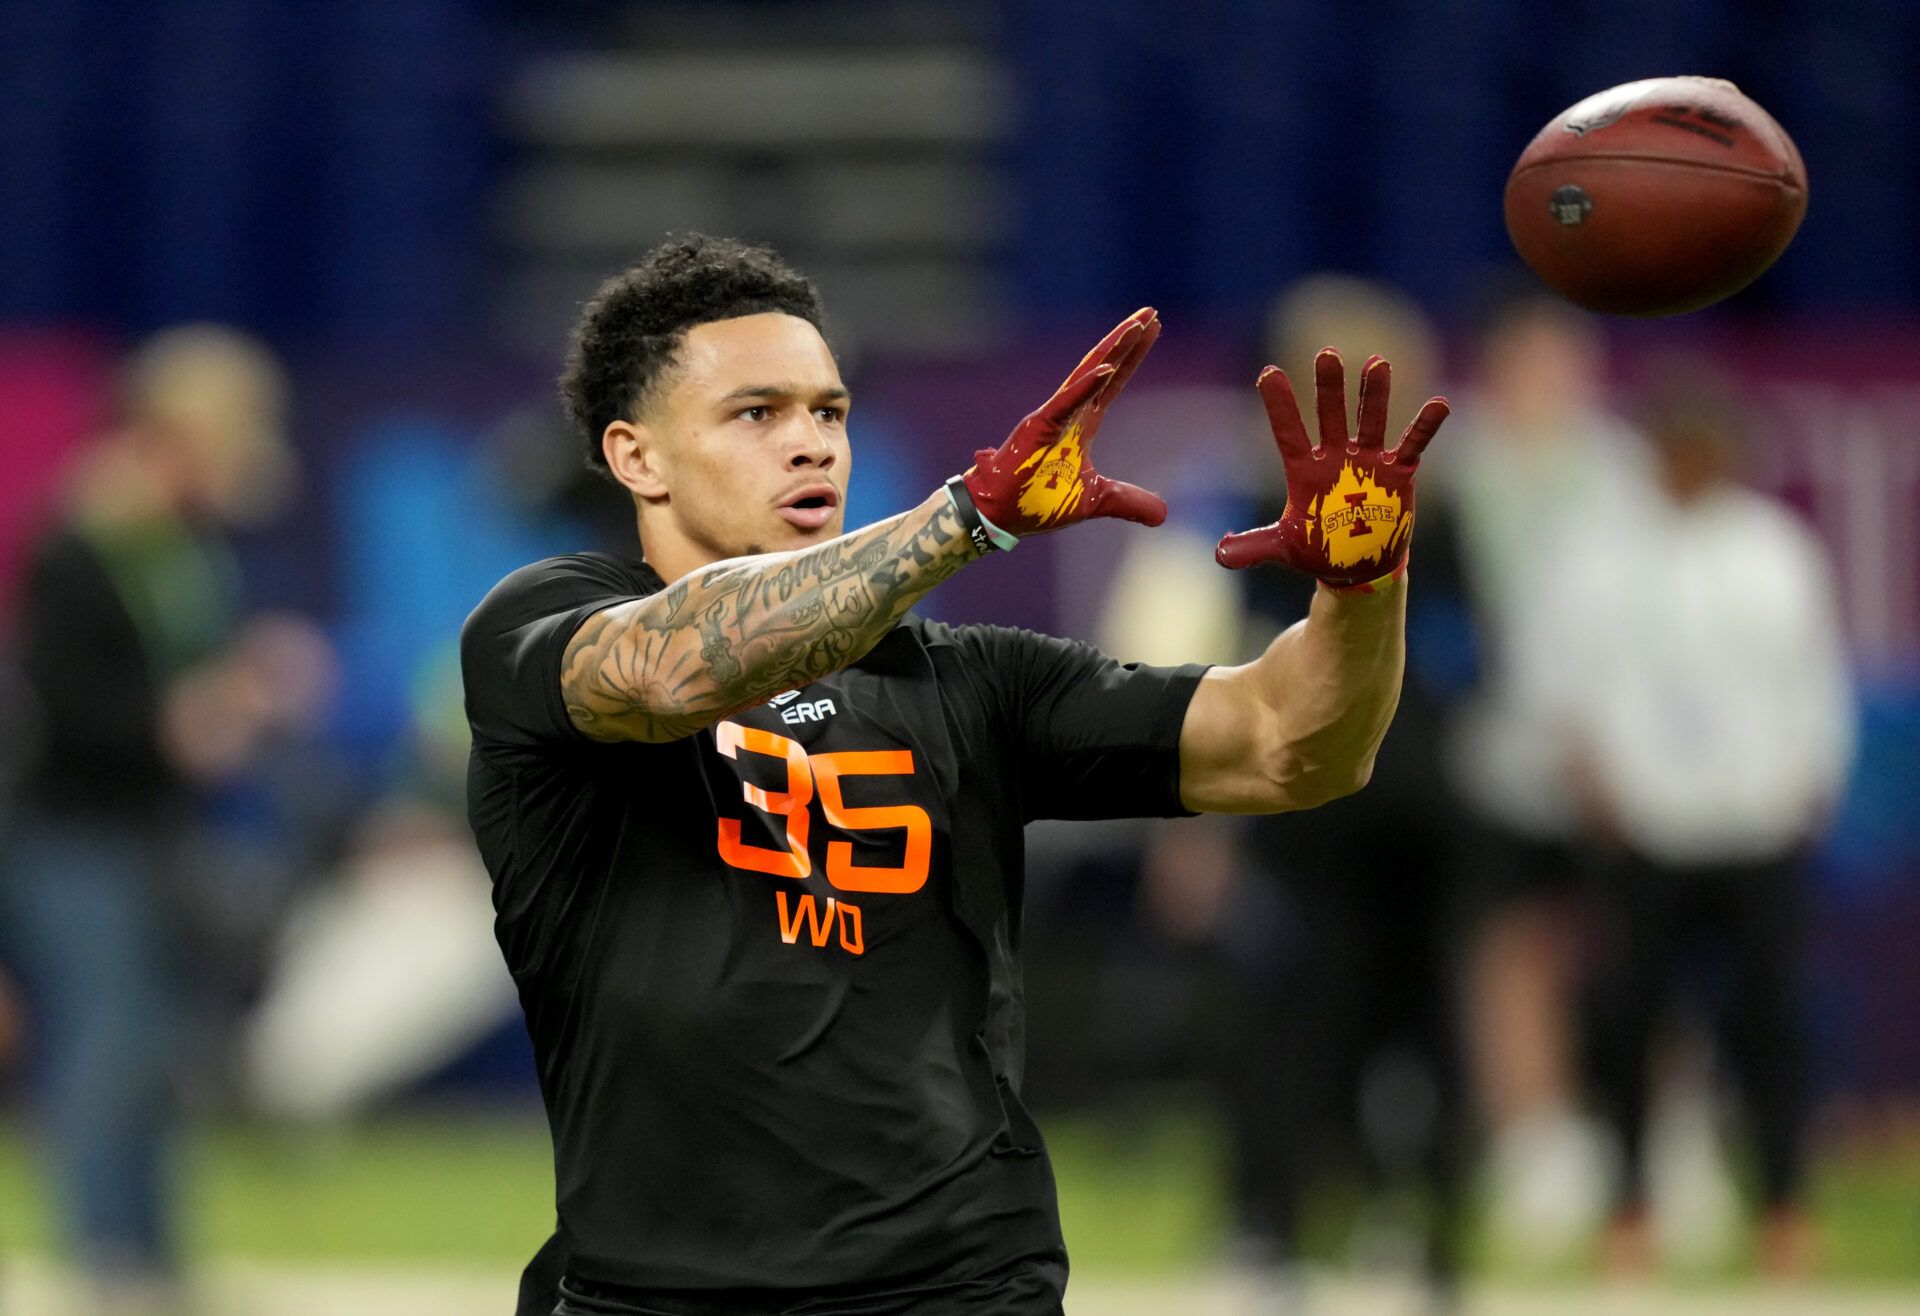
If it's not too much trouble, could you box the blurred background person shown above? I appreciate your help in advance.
[0,325,311,1314]
[238,652,519,1126]
[1094,274,1476,1313]
[1542,364,1855,1280]
[1440,287,1653,1267]
[239,798,519,1126]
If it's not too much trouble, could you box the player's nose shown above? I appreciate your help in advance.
[787,419,838,469]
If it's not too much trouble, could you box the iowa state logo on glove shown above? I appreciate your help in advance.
[960,308,1169,539]
[1216,349,1449,588]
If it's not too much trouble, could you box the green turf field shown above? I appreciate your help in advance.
[2,1105,1916,1283]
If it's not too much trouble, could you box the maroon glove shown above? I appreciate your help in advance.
[958,308,1168,541]
[1216,349,1449,587]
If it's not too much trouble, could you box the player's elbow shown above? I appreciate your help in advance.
[1332,754,1375,801]
[1259,744,1374,812]
[1285,762,1372,811]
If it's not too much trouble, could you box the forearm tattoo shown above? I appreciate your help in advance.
[562,499,979,742]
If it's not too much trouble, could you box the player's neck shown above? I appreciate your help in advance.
[635,513,724,585]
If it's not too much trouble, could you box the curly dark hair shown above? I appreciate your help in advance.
[560,233,825,476]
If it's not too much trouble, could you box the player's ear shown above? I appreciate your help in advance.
[603,419,669,500]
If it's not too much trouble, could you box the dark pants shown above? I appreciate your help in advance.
[1208,849,1469,1285]
[1590,850,1808,1211]
[522,1235,1066,1316]
[0,815,182,1274]
[549,1268,1064,1316]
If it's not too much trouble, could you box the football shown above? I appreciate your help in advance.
[1504,76,1808,316]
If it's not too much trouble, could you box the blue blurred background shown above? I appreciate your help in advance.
[3,1,1915,330]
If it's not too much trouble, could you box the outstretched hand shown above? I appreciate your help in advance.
[1216,349,1449,587]
[961,308,1168,539]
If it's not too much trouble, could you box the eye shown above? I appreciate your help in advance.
[816,406,846,424]
[737,405,772,422]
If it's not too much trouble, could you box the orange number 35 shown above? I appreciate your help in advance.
[714,722,932,895]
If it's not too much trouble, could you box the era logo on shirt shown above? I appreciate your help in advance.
[768,688,838,726]
[781,698,836,726]
[712,720,932,957]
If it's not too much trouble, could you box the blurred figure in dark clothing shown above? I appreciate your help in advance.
[1226,279,1472,1309]
[1201,510,1474,1310]
[1098,276,1474,1310]
[1,325,306,1314]
[1543,366,1854,1279]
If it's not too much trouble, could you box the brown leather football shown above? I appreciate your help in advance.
[1504,77,1808,316]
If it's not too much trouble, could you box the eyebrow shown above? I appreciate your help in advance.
[717,383,851,404]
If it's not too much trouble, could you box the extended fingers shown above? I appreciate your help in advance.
[1313,349,1350,449]
[1093,311,1162,407]
[1066,307,1156,385]
[1256,366,1315,465]
[1037,363,1116,427]
[1392,396,1452,465]
[1355,356,1391,449]
[1214,523,1291,571]
[1090,475,1168,527]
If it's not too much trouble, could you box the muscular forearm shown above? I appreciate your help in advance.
[564,491,982,742]
[1250,581,1407,804]
[1182,576,1407,814]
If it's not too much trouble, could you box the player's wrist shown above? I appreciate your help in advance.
[943,475,1019,554]
[1316,558,1408,596]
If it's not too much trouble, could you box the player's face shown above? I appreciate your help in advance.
[645,313,851,562]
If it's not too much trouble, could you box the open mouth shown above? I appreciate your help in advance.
[777,485,839,531]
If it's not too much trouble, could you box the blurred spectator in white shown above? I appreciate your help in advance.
[240,647,517,1124]
[1439,287,1652,1268]
[1098,275,1473,1310]
[0,325,315,1315]
[1545,364,1854,1280]
[240,798,516,1123]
